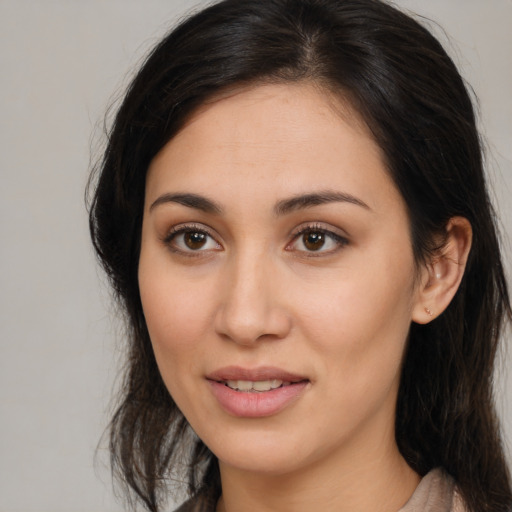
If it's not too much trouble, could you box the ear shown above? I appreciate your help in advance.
[412,217,472,324]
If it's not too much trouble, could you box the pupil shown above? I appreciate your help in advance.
[185,231,207,249]
[304,231,325,250]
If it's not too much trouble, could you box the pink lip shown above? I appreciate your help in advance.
[207,366,307,382]
[206,366,309,418]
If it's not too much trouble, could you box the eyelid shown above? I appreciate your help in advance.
[162,222,222,252]
[286,222,350,254]
[163,222,210,242]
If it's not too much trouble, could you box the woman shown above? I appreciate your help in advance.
[88,0,512,511]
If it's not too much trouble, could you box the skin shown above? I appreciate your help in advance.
[138,82,471,512]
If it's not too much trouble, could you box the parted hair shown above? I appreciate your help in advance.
[88,0,512,511]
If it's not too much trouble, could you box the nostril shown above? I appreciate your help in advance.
[214,305,292,346]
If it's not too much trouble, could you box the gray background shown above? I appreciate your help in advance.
[0,1,510,511]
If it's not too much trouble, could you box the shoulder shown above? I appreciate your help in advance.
[399,468,467,512]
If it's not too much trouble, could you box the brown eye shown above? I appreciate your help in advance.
[166,226,221,253]
[288,225,348,255]
[303,231,325,251]
[184,231,208,250]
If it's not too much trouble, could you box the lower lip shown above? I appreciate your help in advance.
[208,380,308,418]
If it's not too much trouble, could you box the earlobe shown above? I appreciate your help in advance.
[412,217,472,324]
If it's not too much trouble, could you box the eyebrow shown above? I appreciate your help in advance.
[149,193,223,214]
[149,189,370,216]
[274,190,370,216]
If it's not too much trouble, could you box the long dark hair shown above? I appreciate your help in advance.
[88,0,512,510]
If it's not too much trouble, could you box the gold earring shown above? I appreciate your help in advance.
[425,307,433,317]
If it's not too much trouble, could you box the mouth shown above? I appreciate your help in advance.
[206,366,309,417]
[220,379,293,393]
[206,366,309,390]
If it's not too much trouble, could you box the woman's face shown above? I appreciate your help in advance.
[139,83,425,475]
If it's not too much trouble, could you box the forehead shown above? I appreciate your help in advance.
[145,82,399,214]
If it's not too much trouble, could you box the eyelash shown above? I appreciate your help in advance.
[163,222,349,256]
[287,223,349,256]
[163,223,221,256]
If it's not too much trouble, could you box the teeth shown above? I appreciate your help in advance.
[252,379,282,391]
[225,379,284,392]
[234,380,253,391]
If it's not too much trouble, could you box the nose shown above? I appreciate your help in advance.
[213,252,292,346]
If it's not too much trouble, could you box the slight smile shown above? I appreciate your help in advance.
[206,366,310,418]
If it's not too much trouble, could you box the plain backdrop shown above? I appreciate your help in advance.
[0,1,510,511]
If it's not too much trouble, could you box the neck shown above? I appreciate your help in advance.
[216,425,420,512]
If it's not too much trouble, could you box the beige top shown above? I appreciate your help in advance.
[175,468,464,512]
[398,468,465,512]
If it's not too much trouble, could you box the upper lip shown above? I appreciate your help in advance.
[206,366,308,383]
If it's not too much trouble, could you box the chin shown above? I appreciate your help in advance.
[217,447,307,476]
[200,421,332,477]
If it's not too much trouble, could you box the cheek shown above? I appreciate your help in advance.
[138,253,218,383]
[294,256,415,393]
[297,267,413,345]
[138,271,220,421]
